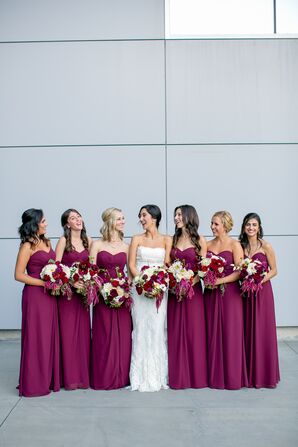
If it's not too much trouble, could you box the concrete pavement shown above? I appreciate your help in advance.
[0,334,297,447]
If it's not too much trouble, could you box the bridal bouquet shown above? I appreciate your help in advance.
[134,265,169,310]
[236,257,268,296]
[167,259,195,302]
[40,260,72,299]
[198,253,226,292]
[100,268,132,309]
[70,258,102,307]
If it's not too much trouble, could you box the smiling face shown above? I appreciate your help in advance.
[244,218,260,238]
[114,211,125,233]
[139,208,156,230]
[67,211,83,231]
[174,208,184,229]
[37,216,47,236]
[210,215,225,237]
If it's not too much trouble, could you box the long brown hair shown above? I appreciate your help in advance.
[18,208,50,248]
[61,209,89,252]
[172,205,201,257]
[239,212,264,251]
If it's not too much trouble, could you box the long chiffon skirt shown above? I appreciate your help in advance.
[167,283,208,389]
[204,283,248,389]
[244,281,280,388]
[91,300,132,390]
[19,285,60,397]
[58,294,91,390]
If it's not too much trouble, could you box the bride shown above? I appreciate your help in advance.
[128,204,172,392]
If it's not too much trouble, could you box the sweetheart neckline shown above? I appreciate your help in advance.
[98,250,126,257]
[30,249,53,258]
[174,247,194,253]
[208,250,232,256]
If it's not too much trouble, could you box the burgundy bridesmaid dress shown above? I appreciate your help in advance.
[167,247,208,389]
[243,252,280,388]
[91,251,132,390]
[58,249,91,390]
[204,251,248,389]
[18,249,60,397]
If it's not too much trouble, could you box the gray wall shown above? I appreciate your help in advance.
[0,0,297,328]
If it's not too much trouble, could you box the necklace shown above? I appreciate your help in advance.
[109,239,122,249]
[247,241,261,256]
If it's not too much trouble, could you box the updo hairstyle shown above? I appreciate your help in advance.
[138,204,162,229]
[212,210,234,233]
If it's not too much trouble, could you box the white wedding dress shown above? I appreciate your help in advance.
[129,246,169,392]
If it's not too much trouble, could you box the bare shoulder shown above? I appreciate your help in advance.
[56,236,66,247]
[207,238,215,248]
[91,238,104,250]
[130,234,144,245]
[231,238,243,254]
[19,241,32,255]
[261,239,275,253]
[199,235,207,245]
[231,238,242,249]
[163,234,173,244]
[122,241,129,253]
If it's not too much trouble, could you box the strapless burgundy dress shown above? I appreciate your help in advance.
[204,251,248,389]
[58,249,91,390]
[18,249,60,397]
[90,251,132,389]
[167,247,208,389]
[243,252,280,388]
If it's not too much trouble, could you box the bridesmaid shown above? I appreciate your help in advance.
[90,207,132,389]
[14,209,60,397]
[55,209,92,390]
[167,205,208,389]
[204,211,248,389]
[239,212,280,388]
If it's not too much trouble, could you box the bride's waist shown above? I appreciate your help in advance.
[137,261,164,269]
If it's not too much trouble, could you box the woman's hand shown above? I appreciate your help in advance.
[72,280,84,289]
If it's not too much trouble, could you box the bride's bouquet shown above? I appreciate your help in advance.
[198,253,226,293]
[70,258,102,307]
[134,265,169,310]
[235,257,268,297]
[40,260,72,299]
[100,268,132,309]
[167,259,195,302]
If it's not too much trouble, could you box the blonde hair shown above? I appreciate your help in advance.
[212,210,233,233]
[100,207,123,241]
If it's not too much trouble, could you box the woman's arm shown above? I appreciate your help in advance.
[199,235,207,258]
[164,235,173,265]
[128,236,140,278]
[262,241,277,283]
[87,237,93,251]
[14,243,45,286]
[89,240,101,263]
[55,236,66,262]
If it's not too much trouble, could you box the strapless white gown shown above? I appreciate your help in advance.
[129,246,168,392]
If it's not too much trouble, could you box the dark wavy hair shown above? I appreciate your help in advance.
[239,212,264,251]
[61,209,89,252]
[18,208,50,247]
[172,205,201,257]
[138,204,162,229]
